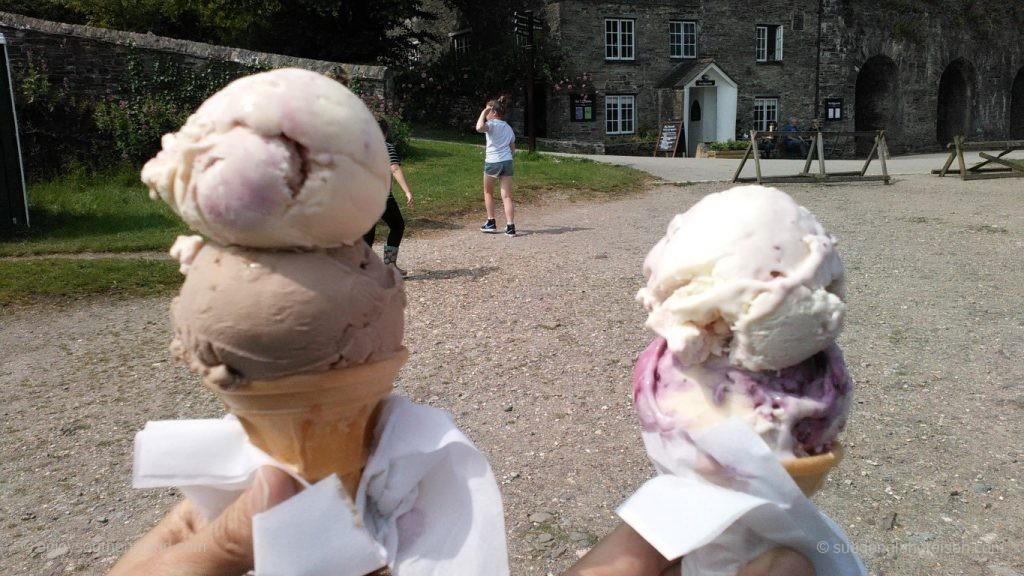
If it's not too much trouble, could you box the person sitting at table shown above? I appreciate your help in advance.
[759,121,778,158]
[782,117,809,158]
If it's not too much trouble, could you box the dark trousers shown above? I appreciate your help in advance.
[364,195,405,247]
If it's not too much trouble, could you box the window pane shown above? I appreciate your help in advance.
[683,22,696,58]
[606,20,618,59]
[756,26,767,61]
[670,21,682,57]
[606,96,619,133]
[623,97,635,133]
[775,26,784,60]
[754,97,779,131]
[622,20,634,59]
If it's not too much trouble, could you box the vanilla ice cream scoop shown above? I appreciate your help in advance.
[636,186,845,371]
[634,337,851,458]
[142,68,389,248]
[170,242,405,388]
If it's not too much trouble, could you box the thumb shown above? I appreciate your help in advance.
[161,466,299,575]
[736,547,815,576]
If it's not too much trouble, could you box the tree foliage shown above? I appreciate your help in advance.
[0,0,437,65]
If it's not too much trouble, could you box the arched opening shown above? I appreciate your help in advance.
[1011,67,1024,139]
[936,58,975,145]
[854,55,899,156]
[690,100,701,121]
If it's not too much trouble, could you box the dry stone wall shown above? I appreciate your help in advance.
[0,12,391,175]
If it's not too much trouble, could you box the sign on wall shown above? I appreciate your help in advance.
[654,121,684,157]
[569,93,595,122]
[824,98,843,121]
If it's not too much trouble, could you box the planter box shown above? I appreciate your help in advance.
[705,149,748,159]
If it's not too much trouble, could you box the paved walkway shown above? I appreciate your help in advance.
[549,150,1019,183]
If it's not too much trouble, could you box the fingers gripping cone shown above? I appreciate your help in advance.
[204,349,409,496]
[782,443,844,497]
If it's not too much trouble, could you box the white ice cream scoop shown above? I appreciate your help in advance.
[637,185,845,371]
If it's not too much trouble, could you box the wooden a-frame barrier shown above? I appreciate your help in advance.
[732,130,892,185]
[932,136,1024,180]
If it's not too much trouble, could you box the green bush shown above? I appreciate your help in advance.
[91,53,263,165]
[708,140,750,151]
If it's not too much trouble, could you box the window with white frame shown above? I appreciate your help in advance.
[605,18,635,60]
[605,95,635,134]
[755,24,784,62]
[669,20,697,59]
[451,30,471,57]
[753,97,779,132]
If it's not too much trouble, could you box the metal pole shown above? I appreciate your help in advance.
[815,0,823,123]
[527,10,536,153]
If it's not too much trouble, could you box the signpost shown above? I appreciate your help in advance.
[654,121,684,158]
[513,11,543,152]
[0,33,28,228]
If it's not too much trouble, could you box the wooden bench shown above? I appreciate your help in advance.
[932,137,1024,180]
[733,130,891,185]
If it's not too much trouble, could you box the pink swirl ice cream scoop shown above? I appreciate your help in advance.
[634,337,851,458]
[142,68,389,248]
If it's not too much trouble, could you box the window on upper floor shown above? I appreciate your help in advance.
[669,20,697,59]
[451,30,471,57]
[756,24,784,62]
[605,18,635,61]
[753,97,779,132]
[605,94,636,134]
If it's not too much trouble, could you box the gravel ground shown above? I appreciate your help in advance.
[2,174,1022,576]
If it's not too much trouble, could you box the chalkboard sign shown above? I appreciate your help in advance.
[654,121,684,157]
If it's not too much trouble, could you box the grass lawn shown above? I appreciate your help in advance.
[0,139,649,305]
[0,258,181,306]
[0,166,189,257]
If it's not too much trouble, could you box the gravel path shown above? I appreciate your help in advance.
[2,174,1022,576]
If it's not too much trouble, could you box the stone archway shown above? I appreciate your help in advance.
[1011,67,1024,139]
[854,55,899,156]
[936,58,975,145]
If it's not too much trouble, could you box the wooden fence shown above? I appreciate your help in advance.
[732,130,891,185]
[932,137,1024,180]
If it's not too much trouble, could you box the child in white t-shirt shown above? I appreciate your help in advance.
[474,96,517,236]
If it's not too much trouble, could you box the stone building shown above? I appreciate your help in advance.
[428,0,1024,155]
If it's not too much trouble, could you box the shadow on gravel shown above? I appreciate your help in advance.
[406,266,499,282]
[517,225,592,236]
[407,218,462,231]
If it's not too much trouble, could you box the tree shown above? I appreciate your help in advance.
[0,0,437,65]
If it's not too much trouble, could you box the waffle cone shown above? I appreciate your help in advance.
[781,443,844,497]
[203,349,408,496]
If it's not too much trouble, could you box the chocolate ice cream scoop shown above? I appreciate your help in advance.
[170,241,405,388]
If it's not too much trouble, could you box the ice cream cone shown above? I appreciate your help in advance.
[203,349,408,496]
[781,442,844,497]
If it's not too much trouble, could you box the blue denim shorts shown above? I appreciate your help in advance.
[484,160,515,178]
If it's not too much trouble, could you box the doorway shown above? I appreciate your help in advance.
[936,58,975,145]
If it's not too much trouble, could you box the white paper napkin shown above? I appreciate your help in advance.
[617,418,867,576]
[133,395,510,576]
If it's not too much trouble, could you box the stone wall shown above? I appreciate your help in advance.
[0,12,391,175]
[0,12,391,98]
[819,0,1024,153]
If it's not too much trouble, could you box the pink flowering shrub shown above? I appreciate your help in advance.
[552,72,595,93]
